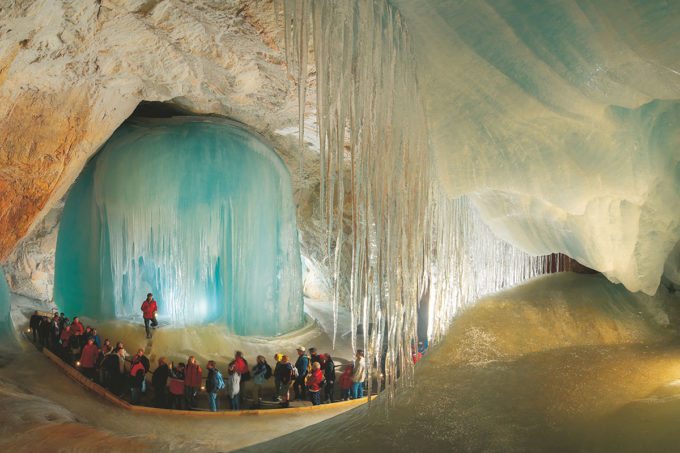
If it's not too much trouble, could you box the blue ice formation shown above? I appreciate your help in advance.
[0,269,15,343]
[54,117,304,336]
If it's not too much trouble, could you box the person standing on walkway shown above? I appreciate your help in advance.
[140,293,158,339]
[351,349,366,399]
[152,357,171,408]
[293,346,309,401]
[306,362,324,406]
[29,311,41,343]
[276,355,294,407]
[323,353,336,403]
[226,363,241,410]
[251,355,270,408]
[79,337,99,381]
[184,356,202,409]
[205,360,225,412]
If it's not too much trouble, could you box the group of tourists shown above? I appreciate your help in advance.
[28,308,369,412]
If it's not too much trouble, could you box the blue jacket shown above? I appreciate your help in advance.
[295,355,309,378]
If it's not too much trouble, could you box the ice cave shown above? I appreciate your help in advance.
[0,0,678,452]
[54,117,304,336]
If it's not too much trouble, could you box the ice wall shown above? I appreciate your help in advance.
[0,269,14,342]
[54,118,304,336]
[392,0,680,295]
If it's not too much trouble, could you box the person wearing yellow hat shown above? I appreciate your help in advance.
[273,353,283,402]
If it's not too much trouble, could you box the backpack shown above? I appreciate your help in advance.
[264,363,272,379]
[291,365,299,379]
[215,370,226,391]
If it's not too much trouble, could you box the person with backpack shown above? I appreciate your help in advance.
[293,346,309,401]
[232,351,250,405]
[226,362,241,410]
[251,355,271,408]
[323,353,336,403]
[205,360,225,412]
[129,359,146,404]
[276,355,294,407]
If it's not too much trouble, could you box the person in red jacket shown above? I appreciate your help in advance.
[183,356,202,409]
[59,325,73,363]
[306,362,324,406]
[79,337,99,381]
[339,364,354,401]
[141,293,159,339]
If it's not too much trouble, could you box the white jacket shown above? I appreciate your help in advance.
[227,371,241,398]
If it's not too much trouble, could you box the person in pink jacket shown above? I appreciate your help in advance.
[79,337,99,381]
[183,356,202,409]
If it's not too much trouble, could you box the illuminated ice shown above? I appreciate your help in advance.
[0,269,13,341]
[54,118,304,336]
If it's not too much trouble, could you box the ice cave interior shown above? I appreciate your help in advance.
[0,0,678,451]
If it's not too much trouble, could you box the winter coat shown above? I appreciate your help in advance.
[152,363,170,390]
[275,362,293,384]
[102,353,122,376]
[226,372,241,398]
[352,357,366,383]
[206,368,220,393]
[70,321,84,336]
[252,362,268,385]
[169,368,185,396]
[340,370,353,390]
[184,363,202,388]
[295,355,309,379]
[306,369,324,392]
[129,362,145,389]
[324,359,335,383]
[141,300,158,319]
[29,314,41,330]
[132,355,150,373]
[79,343,99,368]
[59,329,72,347]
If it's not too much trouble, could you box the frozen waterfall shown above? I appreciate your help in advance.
[54,118,304,336]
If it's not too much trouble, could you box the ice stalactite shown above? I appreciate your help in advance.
[54,118,304,336]
[282,0,554,397]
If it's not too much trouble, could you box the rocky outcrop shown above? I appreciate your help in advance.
[0,0,321,268]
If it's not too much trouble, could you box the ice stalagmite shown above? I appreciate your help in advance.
[282,0,552,396]
[54,118,304,336]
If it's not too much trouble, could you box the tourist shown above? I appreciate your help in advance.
[232,351,250,404]
[205,360,225,412]
[339,364,353,400]
[100,348,122,392]
[59,325,72,362]
[79,337,99,381]
[276,355,293,407]
[50,314,61,351]
[351,349,366,399]
[140,293,158,339]
[323,353,336,403]
[71,316,84,337]
[113,341,128,360]
[293,346,309,400]
[169,362,186,410]
[132,348,150,374]
[101,338,112,355]
[272,353,283,401]
[226,362,241,410]
[38,316,50,347]
[184,356,202,409]
[129,357,146,405]
[29,311,41,343]
[89,328,101,348]
[152,357,171,408]
[306,361,324,406]
[309,347,322,366]
[251,355,271,408]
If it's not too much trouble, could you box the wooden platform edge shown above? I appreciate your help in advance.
[41,346,370,417]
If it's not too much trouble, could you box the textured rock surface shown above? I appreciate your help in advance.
[0,0,322,271]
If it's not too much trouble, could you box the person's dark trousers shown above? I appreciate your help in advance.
[82,367,96,381]
[310,391,321,406]
[324,380,335,402]
[184,386,198,409]
[153,386,167,408]
[293,376,307,400]
[170,393,184,410]
[131,387,142,405]
[32,329,37,343]
[144,316,158,337]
